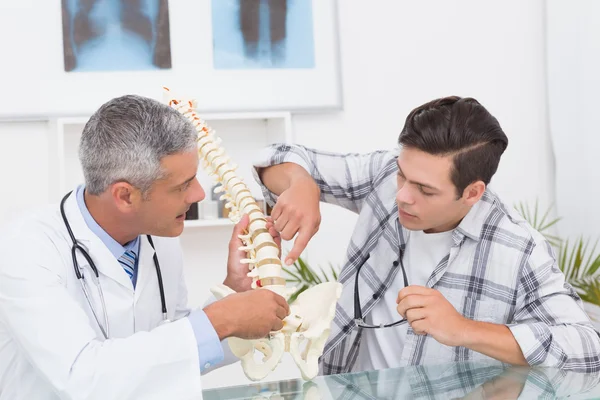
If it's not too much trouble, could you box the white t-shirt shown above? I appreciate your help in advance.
[357,229,454,371]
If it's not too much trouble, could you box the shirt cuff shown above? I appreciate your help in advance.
[507,322,548,364]
[187,309,224,372]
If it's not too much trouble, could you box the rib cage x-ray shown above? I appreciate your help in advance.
[212,0,315,69]
[61,0,172,72]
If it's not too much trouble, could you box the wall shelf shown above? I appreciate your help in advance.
[48,110,294,231]
[184,218,234,228]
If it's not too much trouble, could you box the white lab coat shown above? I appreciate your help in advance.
[0,192,214,400]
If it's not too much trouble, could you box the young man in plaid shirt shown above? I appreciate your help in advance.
[253,96,600,374]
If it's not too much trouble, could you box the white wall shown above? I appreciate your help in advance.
[0,0,554,391]
[0,121,51,221]
[546,0,600,239]
[294,0,554,272]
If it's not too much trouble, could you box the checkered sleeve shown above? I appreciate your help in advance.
[508,241,600,372]
[252,144,396,213]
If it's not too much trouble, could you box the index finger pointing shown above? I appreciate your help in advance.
[285,230,311,265]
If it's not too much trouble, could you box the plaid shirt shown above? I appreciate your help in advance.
[253,144,600,374]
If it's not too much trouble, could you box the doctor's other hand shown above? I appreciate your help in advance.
[268,176,321,266]
[204,289,290,340]
[396,285,469,347]
[223,214,281,293]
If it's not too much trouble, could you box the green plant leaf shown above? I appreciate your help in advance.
[298,256,322,285]
[517,200,600,307]
[572,277,600,306]
[294,259,310,282]
[288,284,309,304]
[587,254,600,277]
[559,237,600,282]
[281,254,340,301]
[574,238,584,279]
[567,239,579,281]
[329,262,339,281]
[537,201,557,230]
[282,266,303,282]
[583,239,600,276]
[515,200,562,248]
[559,238,569,275]
[543,234,563,248]
[319,266,330,283]
[538,216,562,234]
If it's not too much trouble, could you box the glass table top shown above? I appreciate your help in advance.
[202,361,600,399]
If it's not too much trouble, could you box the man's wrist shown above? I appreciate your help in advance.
[223,276,251,293]
[204,302,233,340]
[458,318,510,348]
[222,277,236,291]
[456,317,479,348]
[451,318,529,366]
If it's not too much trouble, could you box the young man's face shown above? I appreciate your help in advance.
[136,150,205,237]
[396,147,477,233]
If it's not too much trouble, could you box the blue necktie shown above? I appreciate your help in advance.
[118,249,137,280]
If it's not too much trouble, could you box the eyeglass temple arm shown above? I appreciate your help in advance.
[353,253,371,322]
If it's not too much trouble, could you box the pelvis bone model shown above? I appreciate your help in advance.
[164,88,342,381]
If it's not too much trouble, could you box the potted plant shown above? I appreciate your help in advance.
[516,201,600,329]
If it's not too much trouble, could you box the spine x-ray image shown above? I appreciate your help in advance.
[239,0,288,63]
[212,0,315,69]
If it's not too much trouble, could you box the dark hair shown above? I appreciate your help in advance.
[398,96,508,197]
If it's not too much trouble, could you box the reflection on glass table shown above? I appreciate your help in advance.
[202,361,600,399]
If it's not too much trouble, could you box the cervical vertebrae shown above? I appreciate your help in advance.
[164,87,342,382]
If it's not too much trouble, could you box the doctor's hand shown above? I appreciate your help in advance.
[268,176,321,266]
[204,289,290,340]
[396,286,469,347]
[224,214,282,293]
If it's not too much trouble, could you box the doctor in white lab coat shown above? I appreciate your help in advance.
[0,95,289,400]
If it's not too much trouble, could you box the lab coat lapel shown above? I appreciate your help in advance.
[63,189,135,292]
[134,235,158,303]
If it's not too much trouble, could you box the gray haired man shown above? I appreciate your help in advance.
[0,95,288,399]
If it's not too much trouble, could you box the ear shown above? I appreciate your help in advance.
[461,181,486,206]
[110,182,142,212]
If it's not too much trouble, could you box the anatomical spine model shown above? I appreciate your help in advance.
[163,88,342,381]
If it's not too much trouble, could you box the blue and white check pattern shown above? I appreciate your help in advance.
[253,144,600,374]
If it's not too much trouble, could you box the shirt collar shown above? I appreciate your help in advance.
[75,185,139,259]
[454,190,497,242]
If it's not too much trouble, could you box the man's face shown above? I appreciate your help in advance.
[135,150,205,237]
[396,147,474,233]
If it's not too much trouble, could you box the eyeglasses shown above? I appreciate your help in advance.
[354,253,409,329]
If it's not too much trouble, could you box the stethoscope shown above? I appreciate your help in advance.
[353,214,410,329]
[60,191,168,339]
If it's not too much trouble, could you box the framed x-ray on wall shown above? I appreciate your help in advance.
[0,0,342,119]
